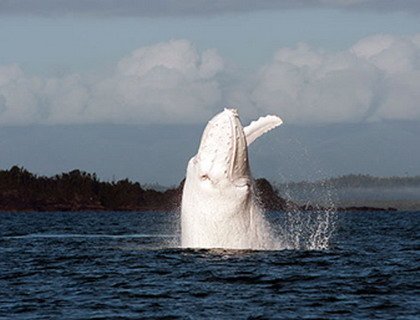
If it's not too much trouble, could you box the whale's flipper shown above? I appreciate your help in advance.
[244,115,283,146]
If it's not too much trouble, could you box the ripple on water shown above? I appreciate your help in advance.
[0,211,418,319]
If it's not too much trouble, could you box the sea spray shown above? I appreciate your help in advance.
[274,179,337,250]
[275,208,336,250]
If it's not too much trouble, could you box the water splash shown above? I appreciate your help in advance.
[275,207,336,250]
[273,179,337,250]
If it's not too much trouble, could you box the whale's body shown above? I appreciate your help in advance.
[181,109,282,249]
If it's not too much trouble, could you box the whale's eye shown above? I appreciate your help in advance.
[235,179,251,189]
[200,174,209,181]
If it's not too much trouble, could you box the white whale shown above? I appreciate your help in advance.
[181,108,283,249]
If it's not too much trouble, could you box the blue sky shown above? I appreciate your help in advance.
[1,8,420,75]
[1,1,420,183]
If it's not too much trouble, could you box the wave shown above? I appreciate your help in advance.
[2,233,176,240]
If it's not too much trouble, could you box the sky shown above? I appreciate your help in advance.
[1,0,420,184]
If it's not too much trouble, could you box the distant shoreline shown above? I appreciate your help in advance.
[275,174,420,211]
[1,166,417,213]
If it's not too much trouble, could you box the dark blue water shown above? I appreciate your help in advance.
[0,211,418,319]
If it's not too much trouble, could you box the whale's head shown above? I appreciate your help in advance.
[195,108,250,186]
[183,109,252,212]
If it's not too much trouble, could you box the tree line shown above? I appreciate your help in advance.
[0,166,181,212]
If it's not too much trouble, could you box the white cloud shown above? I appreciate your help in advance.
[238,34,420,124]
[94,39,225,124]
[0,40,225,125]
[0,64,44,125]
[1,35,420,126]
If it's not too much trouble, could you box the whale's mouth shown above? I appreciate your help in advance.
[195,108,249,184]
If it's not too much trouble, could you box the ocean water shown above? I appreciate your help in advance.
[0,211,418,319]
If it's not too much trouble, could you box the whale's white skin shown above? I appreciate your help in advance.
[181,108,283,249]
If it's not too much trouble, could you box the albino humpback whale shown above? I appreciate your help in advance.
[181,108,283,249]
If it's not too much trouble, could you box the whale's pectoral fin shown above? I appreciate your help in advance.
[244,115,283,146]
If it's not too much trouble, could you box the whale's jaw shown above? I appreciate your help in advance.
[194,108,250,187]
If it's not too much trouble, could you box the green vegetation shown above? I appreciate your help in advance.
[0,166,181,212]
